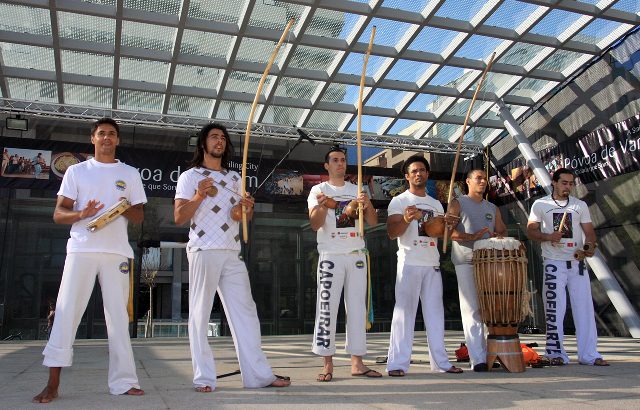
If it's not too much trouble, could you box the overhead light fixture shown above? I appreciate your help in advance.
[188,135,198,147]
[6,115,28,131]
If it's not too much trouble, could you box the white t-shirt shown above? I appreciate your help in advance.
[58,158,147,258]
[388,190,442,267]
[528,195,592,260]
[307,181,365,253]
[175,167,242,252]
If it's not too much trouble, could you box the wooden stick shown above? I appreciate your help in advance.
[357,26,376,238]
[241,18,295,243]
[442,52,496,253]
[558,211,568,233]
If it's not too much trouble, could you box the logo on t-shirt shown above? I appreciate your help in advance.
[417,209,434,237]
[115,180,127,191]
[119,262,129,274]
[355,260,365,269]
[552,212,573,239]
[485,213,493,221]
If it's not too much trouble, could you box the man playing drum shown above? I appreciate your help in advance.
[34,118,146,403]
[174,123,291,392]
[526,168,609,366]
[448,169,507,372]
[308,145,380,382]
[385,155,463,376]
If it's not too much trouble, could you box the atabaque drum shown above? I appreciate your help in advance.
[472,237,528,372]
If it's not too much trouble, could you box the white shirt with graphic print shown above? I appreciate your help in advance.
[308,181,365,253]
[175,167,242,252]
[528,195,591,261]
[388,190,442,267]
[58,158,147,258]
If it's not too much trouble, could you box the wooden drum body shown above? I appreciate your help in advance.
[472,237,528,372]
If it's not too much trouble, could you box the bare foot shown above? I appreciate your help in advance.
[123,387,145,396]
[195,386,212,393]
[33,385,58,404]
[269,377,291,387]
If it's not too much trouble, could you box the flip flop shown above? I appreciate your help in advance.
[317,372,333,382]
[351,369,382,377]
[388,369,405,377]
[592,358,610,366]
[445,366,463,374]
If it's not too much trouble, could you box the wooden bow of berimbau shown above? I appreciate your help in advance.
[240,18,295,243]
[442,52,496,253]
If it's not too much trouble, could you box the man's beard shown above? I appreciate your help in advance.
[206,149,223,159]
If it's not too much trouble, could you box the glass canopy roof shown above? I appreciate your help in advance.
[0,0,637,152]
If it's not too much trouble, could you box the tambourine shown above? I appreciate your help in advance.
[86,198,131,232]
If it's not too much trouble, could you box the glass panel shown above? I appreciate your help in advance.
[173,65,220,88]
[498,43,546,67]
[382,0,430,13]
[7,78,57,102]
[288,45,340,71]
[262,106,305,125]
[58,12,115,44]
[388,118,417,135]
[573,19,628,45]
[180,30,234,59]
[611,0,640,13]
[167,95,213,117]
[358,19,414,47]
[481,72,522,94]
[508,78,558,99]
[407,93,438,112]
[366,88,410,109]
[347,115,390,133]
[465,126,497,143]
[274,77,321,100]
[119,58,170,83]
[435,0,488,21]
[455,35,504,60]
[529,9,583,37]
[386,60,432,82]
[225,71,274,94]
[63,84,112,108]
[237,37,288,64]
[0,44,54,71]
[188,0,244,23]
[248,1,306,31]
[123,0,181,15]
[306,110,351,129]
[61,51,114,78]
[306,8,351,39]
[409,26,460,54]
[446,98,471,118]
[537,49,586,72]
[0,4,51,36]
[117,89,163,112]
[216,101,252,120]
[425,122,458,140]
[338,53,390,76]
[80,0,116,5]
[121,21,176,52]
[483,0,541,29]
[321,83,358,104]
[429,66,466,87]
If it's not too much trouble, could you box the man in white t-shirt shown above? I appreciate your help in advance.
[527,168,608,366]
[34,118,146,403]
[386,155,462,376]
[174,123,290,392]
[308,146,380,382]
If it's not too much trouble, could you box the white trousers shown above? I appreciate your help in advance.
[386,264,453,372]
[43,253,140,395]
[543,259,602,365]
[312,252,368,357]
[454,263,487,366]
[187,250,276,389]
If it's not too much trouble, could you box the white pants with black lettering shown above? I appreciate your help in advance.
[542,258,602,365]
[387,263,453,373]
[187,249,276,389]
[42,252,140,395]
[312,251,368,357]
[454,263,487,366]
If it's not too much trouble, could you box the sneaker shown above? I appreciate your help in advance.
[473,363,488,372]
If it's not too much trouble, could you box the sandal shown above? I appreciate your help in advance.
[351,369,382,377]
[194,386,212,393]
[388,369,405,377]
[592,358,610,366]
[317,372,333,382]
[445,366,463,374]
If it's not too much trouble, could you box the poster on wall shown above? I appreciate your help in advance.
[490,113,640,204]
[1,148,51,180]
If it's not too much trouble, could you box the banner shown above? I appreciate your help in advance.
[489,113,640,204]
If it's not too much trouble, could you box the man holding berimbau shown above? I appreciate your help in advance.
[34,118,146,403]
[527,167,608,367]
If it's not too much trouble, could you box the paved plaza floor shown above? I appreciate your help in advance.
[1,331,639,409]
